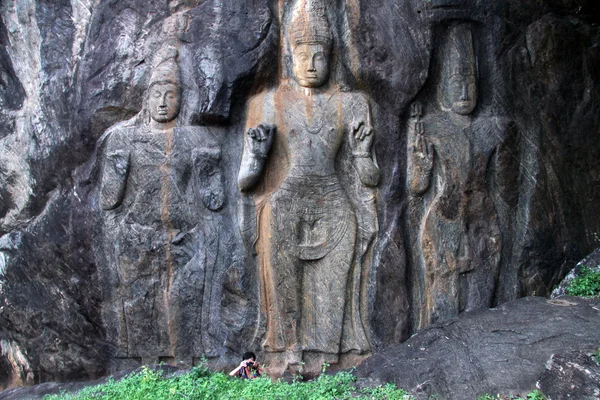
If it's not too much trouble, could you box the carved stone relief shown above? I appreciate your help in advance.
[3,0,598,388]
[238,0,380,375]
[407,23,519,328]
[97,44,226,368]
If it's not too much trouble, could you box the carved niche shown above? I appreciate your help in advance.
[237,0,380,375]
[97,43,225,369]
[406,23,519,329]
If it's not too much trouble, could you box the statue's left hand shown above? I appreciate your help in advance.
[349,121,374,156]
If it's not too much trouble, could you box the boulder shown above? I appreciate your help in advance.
[355,296,600,399]
[537,351,600,400]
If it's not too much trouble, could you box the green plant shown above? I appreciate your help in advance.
[526,389,545,400]
[43,362,413,400]
[566,266,600,297]
[595,347,600,363]
[477,391,546,400]
[362,382,411,400]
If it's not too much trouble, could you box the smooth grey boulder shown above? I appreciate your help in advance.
[355,296,600,400]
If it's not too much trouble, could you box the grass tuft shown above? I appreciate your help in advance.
[43,364,412,400]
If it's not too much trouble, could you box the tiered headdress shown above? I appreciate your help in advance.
[288,0,333,49]
[443,24,476,77]
[149,44,180,86]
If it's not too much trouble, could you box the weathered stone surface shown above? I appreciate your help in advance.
[0,0,599,389]
[237,0,381,375]
[355,296,600,400]
[537,351,600,400]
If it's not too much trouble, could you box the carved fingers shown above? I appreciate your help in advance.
[109,150,130,176]
[193,148,225,211]
[246,123,275,158]
[350,120,374,156]
[410,102,423,118]
[412,123,434,172]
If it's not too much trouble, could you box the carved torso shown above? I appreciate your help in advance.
[277,88,344,178]
[240,83,376,363]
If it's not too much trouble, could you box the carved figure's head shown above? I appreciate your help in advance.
[440,24,477,115]
[288,0,333,88]
[147,48,181,124]
[148,81,180,123]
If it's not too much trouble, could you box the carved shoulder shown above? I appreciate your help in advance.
[245,89,277,127]
[472,115,515,137]
[103,126,132,154]
[341,91,371,120]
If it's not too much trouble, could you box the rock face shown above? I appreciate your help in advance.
[0,0,599,388]
[537,351,600,400]
[355,296,600,400]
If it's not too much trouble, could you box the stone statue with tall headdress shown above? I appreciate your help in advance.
[97,42,226,370]
[407,23,518,329]
[237,0,380,375]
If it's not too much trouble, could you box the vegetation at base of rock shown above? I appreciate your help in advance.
[566,266,600,297]
[477,390,545,400]
[43,365,411,400]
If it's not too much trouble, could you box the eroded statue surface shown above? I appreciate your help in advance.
[238,0,380,374]
[98,46,225,367]
[407,23,519,328]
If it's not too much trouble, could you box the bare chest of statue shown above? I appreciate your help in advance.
[277,89,343,177]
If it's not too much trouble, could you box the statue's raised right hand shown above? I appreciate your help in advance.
[246,124,275,158]
[412,122,434,174]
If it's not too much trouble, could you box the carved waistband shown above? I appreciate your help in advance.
[279,174,343,195]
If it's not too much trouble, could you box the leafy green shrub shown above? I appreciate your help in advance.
[566,266,600,297]
[44,364,412,400]
[526,390,545,400]
[477,391,545,400]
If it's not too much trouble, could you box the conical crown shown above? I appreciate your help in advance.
[443,24,476,77]
[288,0,332,48]
[149,44,180,86]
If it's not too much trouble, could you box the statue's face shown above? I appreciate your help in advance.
[445,74,477,115]
[148,82,180,123]
[292,43,330,88]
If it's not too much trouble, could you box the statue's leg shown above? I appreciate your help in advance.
[423,209,463,324]
[301,214,356,359]
[465,204,502,310]
[259,196,299,355]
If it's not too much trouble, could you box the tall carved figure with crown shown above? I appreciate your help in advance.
[97,44,225,368]
[407,23,518,328]
[238,0,380,374]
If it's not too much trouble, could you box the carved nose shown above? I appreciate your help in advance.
[308,57,316,72]
[460,85,469,100]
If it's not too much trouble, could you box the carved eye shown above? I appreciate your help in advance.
[167,92,177,100]
[298,53,308,61]
[152,91,161,98]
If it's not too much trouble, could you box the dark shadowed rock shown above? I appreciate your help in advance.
[355,296,600,400]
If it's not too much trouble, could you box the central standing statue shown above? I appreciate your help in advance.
[238,0,380,374]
